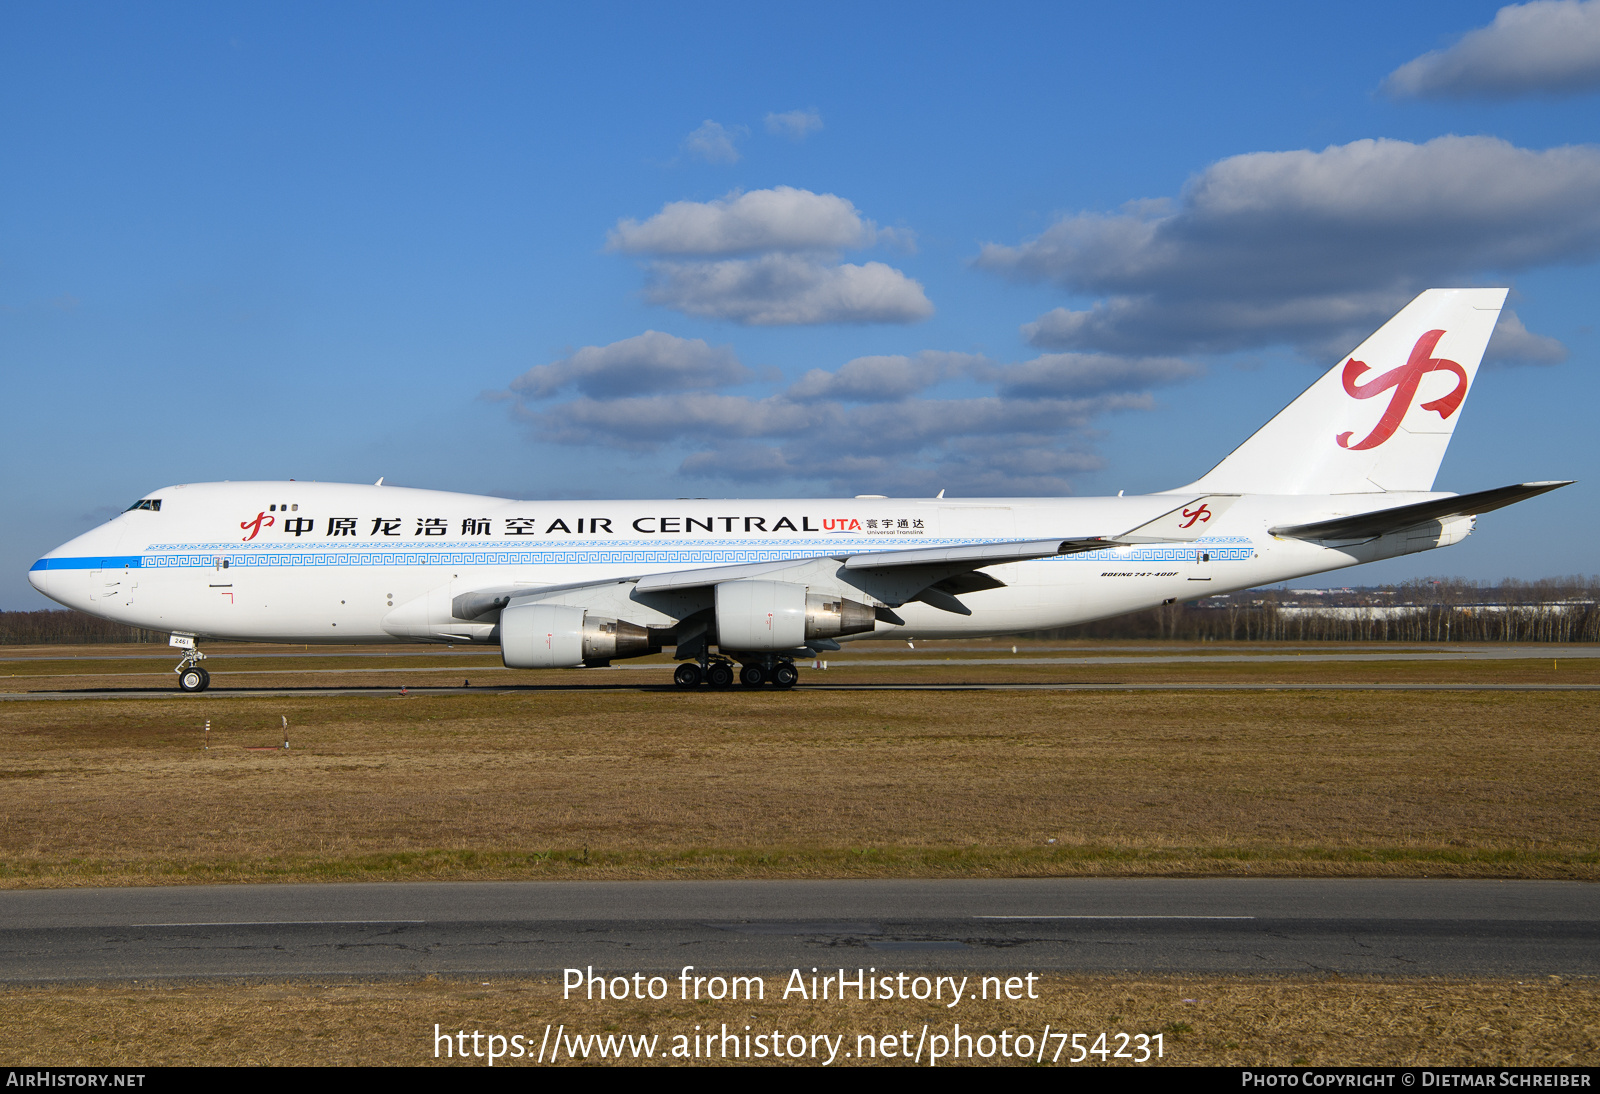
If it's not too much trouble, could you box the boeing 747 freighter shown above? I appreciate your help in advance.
[28,289,1570,691]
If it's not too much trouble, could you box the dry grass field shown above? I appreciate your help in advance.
[0,641,1595,886]
[3,643,1596,1069]
[6,974,1595,1067]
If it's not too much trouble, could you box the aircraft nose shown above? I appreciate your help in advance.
[28,559,51,597]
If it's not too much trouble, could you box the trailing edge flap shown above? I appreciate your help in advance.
[1268,481,1573,542]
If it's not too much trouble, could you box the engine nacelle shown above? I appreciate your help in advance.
[716,581,806,650]
[715,580,877,651]
[500,602,655,668]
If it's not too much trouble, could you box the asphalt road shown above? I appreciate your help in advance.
[1,879,1593,982]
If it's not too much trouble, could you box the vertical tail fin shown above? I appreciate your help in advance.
[1180,288,1507,494]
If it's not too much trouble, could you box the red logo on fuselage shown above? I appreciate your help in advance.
[1178,505,1211,530]
[1336,329,1468,451]
[241,512,275,541]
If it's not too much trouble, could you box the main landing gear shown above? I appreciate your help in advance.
[175,647,210,693]
[674,655,798,690]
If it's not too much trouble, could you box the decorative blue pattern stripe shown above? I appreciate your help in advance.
[1058,541,1254,563]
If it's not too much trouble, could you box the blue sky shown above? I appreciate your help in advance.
[4,1,1599,608]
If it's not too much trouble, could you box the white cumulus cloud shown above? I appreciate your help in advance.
[666,394,1144,495]
[609,187,871,256]
[786,352,981,402]
[503,334,1196,495]
[682,120,747,164]
[1385,0,1600,99]
[981,353,1203,398]
[509,331,751,400]
[643,254,934,326]
[611,186,929,326]
[765,108,824,139]
[977,135,1594,358]
[1483,309,1571,366]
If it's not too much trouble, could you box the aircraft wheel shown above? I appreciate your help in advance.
[739,663,767,687]
[673,663,704,689]
[706,662,735,689]
[178,667,209,693]
[771,662,799,689]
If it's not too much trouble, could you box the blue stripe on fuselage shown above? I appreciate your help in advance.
[30,539,1255,573]
[31,556,144,570]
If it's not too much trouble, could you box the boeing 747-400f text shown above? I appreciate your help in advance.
[29,289,1572,691]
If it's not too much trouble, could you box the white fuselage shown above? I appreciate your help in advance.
[29,480,1467,646]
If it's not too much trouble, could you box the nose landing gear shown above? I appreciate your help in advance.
[175,646,210,693]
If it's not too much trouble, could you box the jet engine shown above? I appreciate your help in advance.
[714,580,876,651]
[804,592,878,640]
[500,601,655,668]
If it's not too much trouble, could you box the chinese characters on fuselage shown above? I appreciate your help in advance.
[254,513,928,540]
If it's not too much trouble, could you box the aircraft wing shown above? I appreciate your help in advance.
[635,538,1082,594]
[1268,481,1573,542]
[637,493,1241,592]
[453,494,1240,621]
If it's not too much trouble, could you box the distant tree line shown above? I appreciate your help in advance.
[6,576,1600,644]
[0,609,168,645]
[1032,577,1600,643]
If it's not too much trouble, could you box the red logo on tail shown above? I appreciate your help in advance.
[1336,329,1468,451]
[241,512,274,541]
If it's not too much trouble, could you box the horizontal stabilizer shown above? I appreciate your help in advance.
[1268,481,1573,542]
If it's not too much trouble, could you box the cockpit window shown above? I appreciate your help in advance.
[125,499,162,512]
